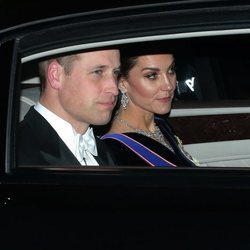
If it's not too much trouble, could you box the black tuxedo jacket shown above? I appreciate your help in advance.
[18,107,117,166]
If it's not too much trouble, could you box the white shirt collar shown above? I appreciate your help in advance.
[34,102,98,165]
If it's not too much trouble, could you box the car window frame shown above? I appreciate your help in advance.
[1,2,250,176]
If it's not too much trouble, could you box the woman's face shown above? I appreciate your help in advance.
[122,54,176,115]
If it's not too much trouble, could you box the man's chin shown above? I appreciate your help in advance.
[92,116,112,126]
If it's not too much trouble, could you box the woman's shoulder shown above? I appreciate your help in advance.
[99,133,149,166]
[101,132,142,141]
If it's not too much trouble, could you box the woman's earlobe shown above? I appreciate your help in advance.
[118,78,127,90]
[118,86,127,93]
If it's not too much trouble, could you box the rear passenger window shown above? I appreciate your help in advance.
[175,55,250,103]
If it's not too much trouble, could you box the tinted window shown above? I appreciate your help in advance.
[174,35,250,105]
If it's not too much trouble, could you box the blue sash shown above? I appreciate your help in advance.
[101,133,176,167]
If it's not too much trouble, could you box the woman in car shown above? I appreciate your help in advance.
[101,49,199,167]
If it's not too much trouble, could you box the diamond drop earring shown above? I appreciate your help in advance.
[121,90,129,110]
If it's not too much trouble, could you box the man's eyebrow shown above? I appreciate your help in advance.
[88,65,120,71]
[91,65,107,69]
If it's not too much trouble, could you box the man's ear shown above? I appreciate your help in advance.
[47,60,62,89]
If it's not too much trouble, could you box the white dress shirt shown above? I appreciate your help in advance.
[34,102,99,166]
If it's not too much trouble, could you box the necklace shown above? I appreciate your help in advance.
[115,117,174,152]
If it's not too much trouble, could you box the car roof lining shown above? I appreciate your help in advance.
[21,28,250,63]
[20,30,250,86]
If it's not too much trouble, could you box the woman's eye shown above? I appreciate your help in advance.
[146,72,157,80]
[168,66,176,74]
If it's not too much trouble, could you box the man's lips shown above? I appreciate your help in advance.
[98,101,116,109]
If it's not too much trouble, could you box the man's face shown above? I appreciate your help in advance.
[58,49,120,130]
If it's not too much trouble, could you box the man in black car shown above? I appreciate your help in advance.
[18,49,120,166]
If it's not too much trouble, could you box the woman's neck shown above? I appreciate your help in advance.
[109,108,155,134]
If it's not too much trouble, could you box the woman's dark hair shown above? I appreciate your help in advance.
[120,45,175,79]
[120,56,138,79]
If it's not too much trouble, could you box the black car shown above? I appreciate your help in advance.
[1,0,250,248]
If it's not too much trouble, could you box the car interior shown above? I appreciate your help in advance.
[19,37,250,168]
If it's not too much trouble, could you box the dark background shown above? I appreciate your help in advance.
[0,0,172,29]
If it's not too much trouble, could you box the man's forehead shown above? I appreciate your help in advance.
[78,50,120,67]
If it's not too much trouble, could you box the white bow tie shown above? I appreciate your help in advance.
[77,128,97,161]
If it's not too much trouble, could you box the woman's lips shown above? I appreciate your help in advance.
[157,96,172,102]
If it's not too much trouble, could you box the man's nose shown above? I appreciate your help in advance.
[107,75,119,95]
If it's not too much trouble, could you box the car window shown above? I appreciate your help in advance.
[18,35,250,168]
[164,37,250,167]
[175,54,250,102]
